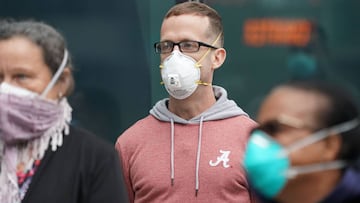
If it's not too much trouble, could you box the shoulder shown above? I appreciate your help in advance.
[115,115,165,153]
[226,115,258,131]
[210,116,257,143]
[60,127,128,203]
[65,125,117,157]
[239,115,258,131]
[117,115,161,140]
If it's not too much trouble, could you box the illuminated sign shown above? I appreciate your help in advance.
[243,18,312,47]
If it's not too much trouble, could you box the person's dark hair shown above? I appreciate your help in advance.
[0,18,75,95]
[165,2,224,46]
[281,80,360,163]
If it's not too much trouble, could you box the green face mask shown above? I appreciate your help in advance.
[243,119,359,199]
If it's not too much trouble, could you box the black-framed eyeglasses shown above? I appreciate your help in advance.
[154,40,219,54]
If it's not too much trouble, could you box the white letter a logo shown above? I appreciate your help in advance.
[209,150,231,168]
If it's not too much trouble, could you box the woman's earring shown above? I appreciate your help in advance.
[58,92,63,99]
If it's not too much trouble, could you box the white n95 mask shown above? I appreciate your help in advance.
[160,50,201,100]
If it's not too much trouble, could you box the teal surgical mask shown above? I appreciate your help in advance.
[243,118,359,199]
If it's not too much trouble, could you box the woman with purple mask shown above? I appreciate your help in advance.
[0,19,128,203]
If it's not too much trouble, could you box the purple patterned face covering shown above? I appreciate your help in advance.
[0,50,69,145]
[0,83,63,144]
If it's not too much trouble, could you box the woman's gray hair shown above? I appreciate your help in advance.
[0,19,75,95]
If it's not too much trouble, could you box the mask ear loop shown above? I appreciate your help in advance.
[195,33,222,86]
[281,119,360,157]
[285,160,347,179]
[40,50,68,98]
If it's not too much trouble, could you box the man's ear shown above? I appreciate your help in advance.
[323,134,342,161]
[212,48,226,70]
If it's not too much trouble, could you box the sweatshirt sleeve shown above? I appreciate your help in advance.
[116,137,135,203]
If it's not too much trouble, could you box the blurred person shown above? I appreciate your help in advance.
[0,19,128,203]
[244,80,360,203]
[115,2,257,203]
[286,21,328,81]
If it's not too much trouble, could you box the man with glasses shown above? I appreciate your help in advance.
[116,2,257,202]
[244,80,360,203]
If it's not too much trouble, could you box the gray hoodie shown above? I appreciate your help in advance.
[150,85,248,123]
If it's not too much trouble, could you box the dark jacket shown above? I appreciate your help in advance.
[320,166,360,203]
[256,166,360,203]
[22,126,128,203]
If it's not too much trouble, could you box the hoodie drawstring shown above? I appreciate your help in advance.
[170,118,175,186]
[195,116,204,197]
[169,116,205,197]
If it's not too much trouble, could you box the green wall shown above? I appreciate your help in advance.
[1,0,359,142]
[147,0,360,118]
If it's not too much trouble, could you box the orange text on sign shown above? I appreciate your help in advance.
[243,18,312,47]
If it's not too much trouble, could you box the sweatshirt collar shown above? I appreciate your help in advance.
[150,85,248,124]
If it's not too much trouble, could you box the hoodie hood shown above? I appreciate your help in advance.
[150,85,248,123]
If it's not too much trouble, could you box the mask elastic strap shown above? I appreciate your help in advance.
[40,50,68,98]
[195,33,222,86]
[285,160,347,178]
[196,80,211,86]
[195,32,222,67]
[282,119,359,156]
